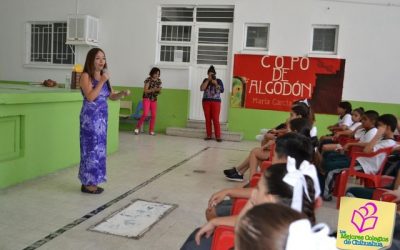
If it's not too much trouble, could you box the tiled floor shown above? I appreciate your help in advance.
[0,132,339,250]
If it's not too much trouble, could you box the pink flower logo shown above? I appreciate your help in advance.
[351,202,378,233]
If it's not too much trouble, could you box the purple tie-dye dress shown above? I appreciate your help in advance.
[78,79,110,186]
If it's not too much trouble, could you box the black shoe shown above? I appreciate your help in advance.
[216,138,223,142]
[204,137,212,140]
[223,167,237,177]
[225,172,244,182]
[81,185,104,194]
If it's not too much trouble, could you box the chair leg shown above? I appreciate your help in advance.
[336,170,349,209]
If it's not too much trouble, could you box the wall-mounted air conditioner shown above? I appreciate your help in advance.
[66,14,99,46]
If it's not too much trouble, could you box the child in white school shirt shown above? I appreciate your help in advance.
[357,114,398,174]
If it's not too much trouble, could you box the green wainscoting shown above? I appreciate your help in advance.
[0,83,119,189]
[1,80,398,188]
[228,100,400,140]
[113,86,189,132]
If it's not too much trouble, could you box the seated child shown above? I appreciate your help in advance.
[319,101,352,145]
[318,110,379,200]
[207,131,316,221]
[320,113,397,200]
[321,107,364,152]
[256,99,316,146]
[180,133,321,250]
[223,104,313,182]
[236,203,337,250]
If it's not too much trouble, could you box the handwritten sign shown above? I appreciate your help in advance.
[231,54,346,114]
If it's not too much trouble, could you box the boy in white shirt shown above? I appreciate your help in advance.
[319,110,380,200]
[356,114,398,174]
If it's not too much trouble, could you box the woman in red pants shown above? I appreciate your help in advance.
[200,65,224,142]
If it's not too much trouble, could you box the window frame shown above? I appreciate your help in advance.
[157,21,194,66]
[25,21,75,68]
[310,24,339,55]
[156,6,234,66]
[243,23,270,51]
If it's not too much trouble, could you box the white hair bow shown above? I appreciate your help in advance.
[283,157,320,212]
[286,219,338,250]
[299,99,310,107]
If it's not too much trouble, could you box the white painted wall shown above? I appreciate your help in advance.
[1,0,399,103]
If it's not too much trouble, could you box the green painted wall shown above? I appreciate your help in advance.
[228,100,400,140]
[0,83,120,189]
[113,85,399,140]
[113,86,189,132]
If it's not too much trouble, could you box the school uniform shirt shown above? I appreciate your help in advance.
[338,113,353,128]
[357,138,397,174]
[310,126,318,137]
[349,122,362,131]
[358,127,378,143]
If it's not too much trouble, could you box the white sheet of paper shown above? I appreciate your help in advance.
[90,200,175,238]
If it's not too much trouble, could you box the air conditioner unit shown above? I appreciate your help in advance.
[66,14,99,46]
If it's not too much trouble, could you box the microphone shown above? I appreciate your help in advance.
[101,68,110,77]
[101,68,111,91]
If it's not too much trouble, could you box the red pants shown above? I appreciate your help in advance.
[136,98,157,133]
[202,101,221,139]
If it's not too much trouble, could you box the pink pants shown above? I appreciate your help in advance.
[202,101,221,139]
[136,98,157,132]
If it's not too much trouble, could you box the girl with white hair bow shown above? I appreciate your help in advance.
[235,157,335,250]
[235,203,337,250]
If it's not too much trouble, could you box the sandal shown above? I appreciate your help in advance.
[81,185,104,194]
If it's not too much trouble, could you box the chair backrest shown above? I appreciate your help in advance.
[120,100,132,110]
[350,147,394,176]
[231,198,248,215]
[337,136,358,146]
[269,143,275,159]
[211,226,235,250]
[249,173,261,187]
[119,100,133,118]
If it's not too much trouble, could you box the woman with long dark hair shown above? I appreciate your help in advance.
[78,48,129,194]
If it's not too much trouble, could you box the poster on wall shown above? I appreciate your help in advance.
[231,54,346,114]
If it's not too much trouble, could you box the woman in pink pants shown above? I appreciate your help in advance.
[200,65,224,142]
[134,67,162,135]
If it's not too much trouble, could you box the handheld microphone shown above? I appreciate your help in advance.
[101,68,111,91]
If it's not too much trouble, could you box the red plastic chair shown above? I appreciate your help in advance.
[337,136,358,147]
[260,160,272,172]
[257,143,275,174]
[249,173,261,187]
[231,198,248,215]
[211,226,235,250]
[335,147,394,209]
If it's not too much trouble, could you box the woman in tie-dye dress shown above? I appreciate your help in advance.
[79,48,130,194]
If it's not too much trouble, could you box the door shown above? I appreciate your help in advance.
[189,23,232,122]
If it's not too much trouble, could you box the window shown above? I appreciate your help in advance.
[197,28,229,65]
[196,8,234,22]
[158,6,233,65]
[244,24,269,50]
[311,25,339,54]
[27,22,75,65]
